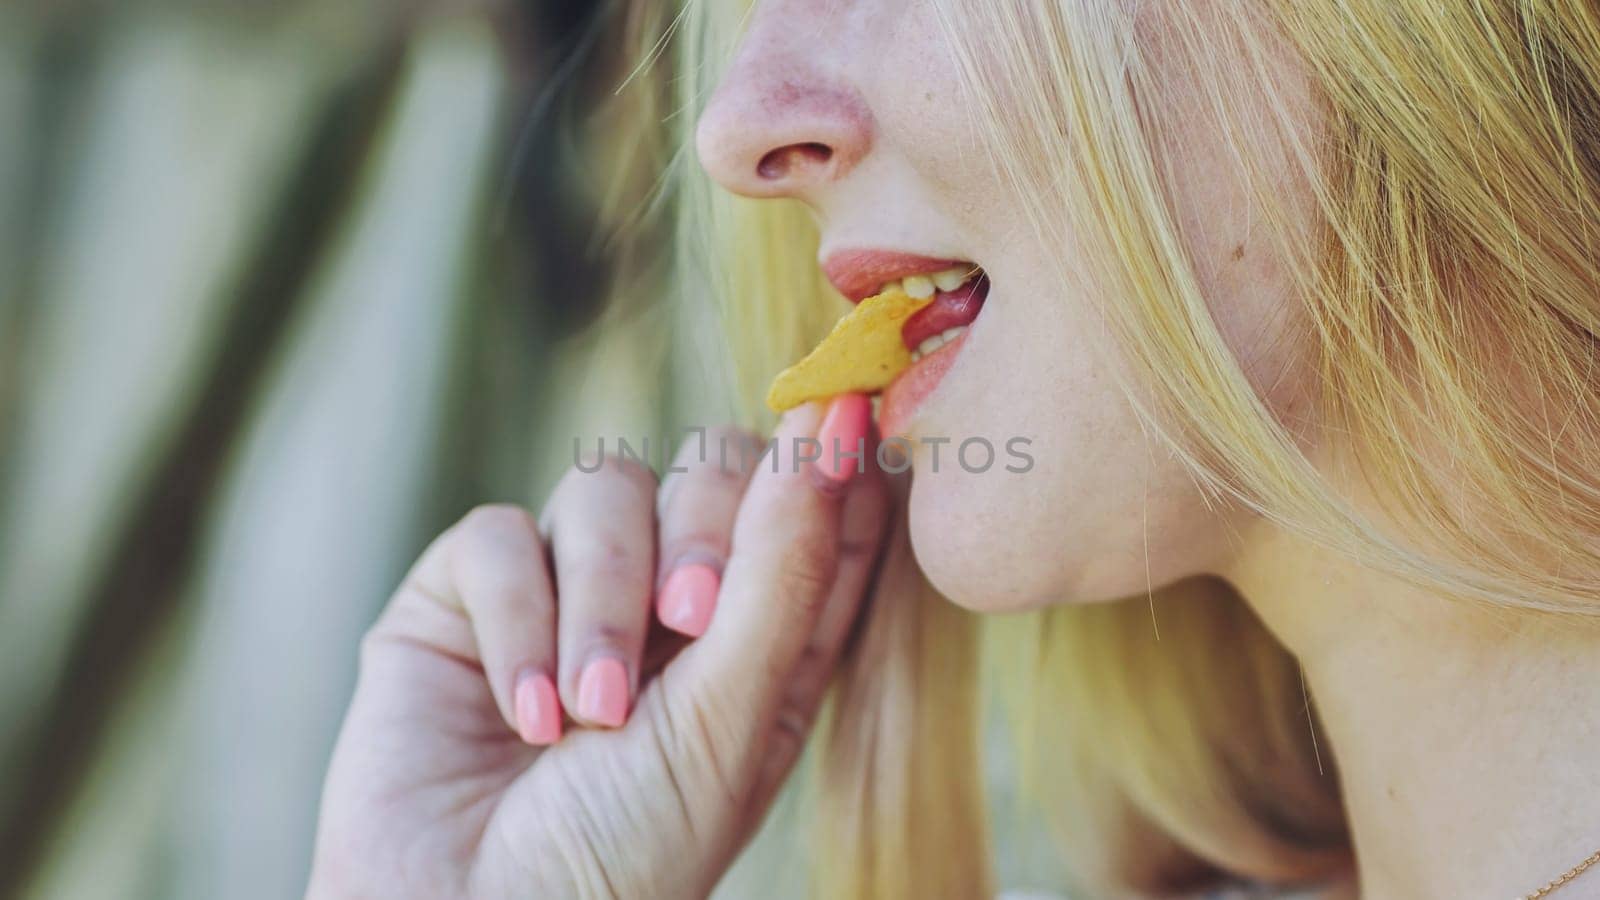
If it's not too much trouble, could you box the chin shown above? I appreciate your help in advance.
[904,460,1221,612]
[905,469,1076,612]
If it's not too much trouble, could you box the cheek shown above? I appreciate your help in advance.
[1152,126,1319,433]
[880,1,1321,610]
[1143,15,1325,427]
[904,283,1235,611]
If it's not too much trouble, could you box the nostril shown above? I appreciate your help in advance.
[756,142,834,180]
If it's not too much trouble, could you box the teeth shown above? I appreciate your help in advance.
[931,266,973,292]
[902,275,935,299]
[874,265,980,299]
[910,325,969,362]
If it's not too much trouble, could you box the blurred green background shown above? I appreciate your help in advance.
[0,1,719,896]
[0,1,1067,897]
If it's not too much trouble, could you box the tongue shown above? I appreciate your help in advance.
[901,275,989,350]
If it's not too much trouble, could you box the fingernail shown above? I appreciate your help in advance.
[577,657,629,727]
[815,393,872,483]
[657,563,720,637]
[514,670,561,745]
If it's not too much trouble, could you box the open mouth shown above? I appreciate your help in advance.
[821,251,989,358]
[895,266,989,361]
[819,250,989,436]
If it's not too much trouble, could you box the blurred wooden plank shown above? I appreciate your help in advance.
[148,20,504,899]
[18,614,190,900]
[0,15,339,820]
[0,12,35,449]
[0,16,25,289]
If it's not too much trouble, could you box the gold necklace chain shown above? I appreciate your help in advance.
[1518,848,1600,900]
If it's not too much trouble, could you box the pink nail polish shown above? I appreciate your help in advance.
[514,670,561,745]
[815,393,872,483]
[577,657,629,727]
[657,563,720,637]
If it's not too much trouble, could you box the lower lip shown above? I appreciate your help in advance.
[878,332,968,439]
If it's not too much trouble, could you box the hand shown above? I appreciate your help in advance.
[307,399,889,899]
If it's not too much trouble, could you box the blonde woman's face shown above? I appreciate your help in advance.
[696,0,1317,611]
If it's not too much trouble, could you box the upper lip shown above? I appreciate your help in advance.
[820,248,972,303]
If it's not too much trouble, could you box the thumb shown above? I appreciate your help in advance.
[657,399,876,815]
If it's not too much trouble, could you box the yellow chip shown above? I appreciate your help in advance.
[766,287,934,412]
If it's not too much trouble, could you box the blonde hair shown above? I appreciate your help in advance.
[643,0,1600,894]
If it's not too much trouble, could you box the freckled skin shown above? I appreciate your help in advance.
[696,0,1322,611]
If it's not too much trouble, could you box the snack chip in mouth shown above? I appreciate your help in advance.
[765,286,934,412]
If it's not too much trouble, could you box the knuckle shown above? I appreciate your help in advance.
[561,533,649,583]
[555,452,658,497]
[660,529,731,563]
[769,703,812,760]
[549,456,660,528]
[464,564,535,613]
[659,443,754,529]
[458,503,540,545]
[774,532,838,611]
[697,455,754,491]
[454,507,545,586]
[672,425,762,472]
[791,640,832,680]
[702,426,766,474]
[570,452,657,491]
[761,640,829,694]
[583,624,639,657]
[607,453,660,493]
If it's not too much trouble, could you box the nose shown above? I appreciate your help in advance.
[695,29,872,200]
